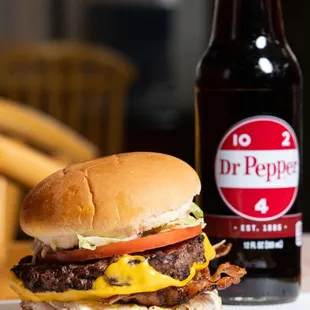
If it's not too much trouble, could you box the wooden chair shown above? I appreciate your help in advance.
[0,137,65,265]
[0,41,137,155]
[0,99,99,265]
[0,98,99,164]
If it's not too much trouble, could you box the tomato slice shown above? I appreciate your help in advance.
[40,225,202,264]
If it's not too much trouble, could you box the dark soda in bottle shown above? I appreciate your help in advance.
[195,0,303,305]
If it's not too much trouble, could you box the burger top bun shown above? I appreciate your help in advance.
[20,152,201,249]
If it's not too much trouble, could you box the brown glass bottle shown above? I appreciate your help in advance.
[195,0,303,305]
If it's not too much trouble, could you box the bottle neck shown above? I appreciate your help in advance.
[210,0,286,43]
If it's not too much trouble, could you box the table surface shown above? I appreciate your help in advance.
[302,234,310,292]
[0,235,309,300]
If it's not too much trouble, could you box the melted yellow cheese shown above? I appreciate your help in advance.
[9,233,216,302]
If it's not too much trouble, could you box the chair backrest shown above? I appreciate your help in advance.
[0,135,65,189]
[0,41,137,155]
[0,98,99,164]
[0,176,22,264]
[0,99,100,264]
[0,136,66,265]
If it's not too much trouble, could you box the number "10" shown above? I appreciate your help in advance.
[233,131,291,147]
[233,134,251,147]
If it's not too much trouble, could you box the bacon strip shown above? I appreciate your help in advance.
[196,262,246,290]
[215,242,232,259]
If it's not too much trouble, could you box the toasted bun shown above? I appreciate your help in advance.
[20,152,201,248]
[21,291,222,309]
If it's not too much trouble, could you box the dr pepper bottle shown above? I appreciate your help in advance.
[195,0,303,305]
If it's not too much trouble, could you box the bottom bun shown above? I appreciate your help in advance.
[20,291,222,310]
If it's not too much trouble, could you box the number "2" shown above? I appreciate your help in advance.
[282,131,291,147]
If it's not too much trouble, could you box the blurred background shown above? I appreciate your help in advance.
[0,0,308,255]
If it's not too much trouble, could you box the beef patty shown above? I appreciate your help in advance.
[12,234,207,293]
[114,262,246,307]
[18,263,246,308]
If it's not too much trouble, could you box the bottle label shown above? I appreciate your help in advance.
[209,116,301,240]
[205,214,302,240]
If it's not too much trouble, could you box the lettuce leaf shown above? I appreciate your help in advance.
[77,235,136,250]
[190,202,204,219]
[78,203,206,250]
[143,203,205,236]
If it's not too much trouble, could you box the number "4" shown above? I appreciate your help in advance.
[255,198,269,214]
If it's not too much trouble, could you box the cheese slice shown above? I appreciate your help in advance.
[9,233,216,302]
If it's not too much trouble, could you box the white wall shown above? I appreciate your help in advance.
[63,0,213,112]
[0,0,51,42]
[170,0,213,111]
[64,0,180,39]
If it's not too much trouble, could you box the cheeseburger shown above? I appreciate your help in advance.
[10,152,246,309]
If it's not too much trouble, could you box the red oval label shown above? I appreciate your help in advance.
[215,116,299,222]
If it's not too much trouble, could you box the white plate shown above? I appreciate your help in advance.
[0,299,19,310]
[1,294,309,309]
[224,293,310,310]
